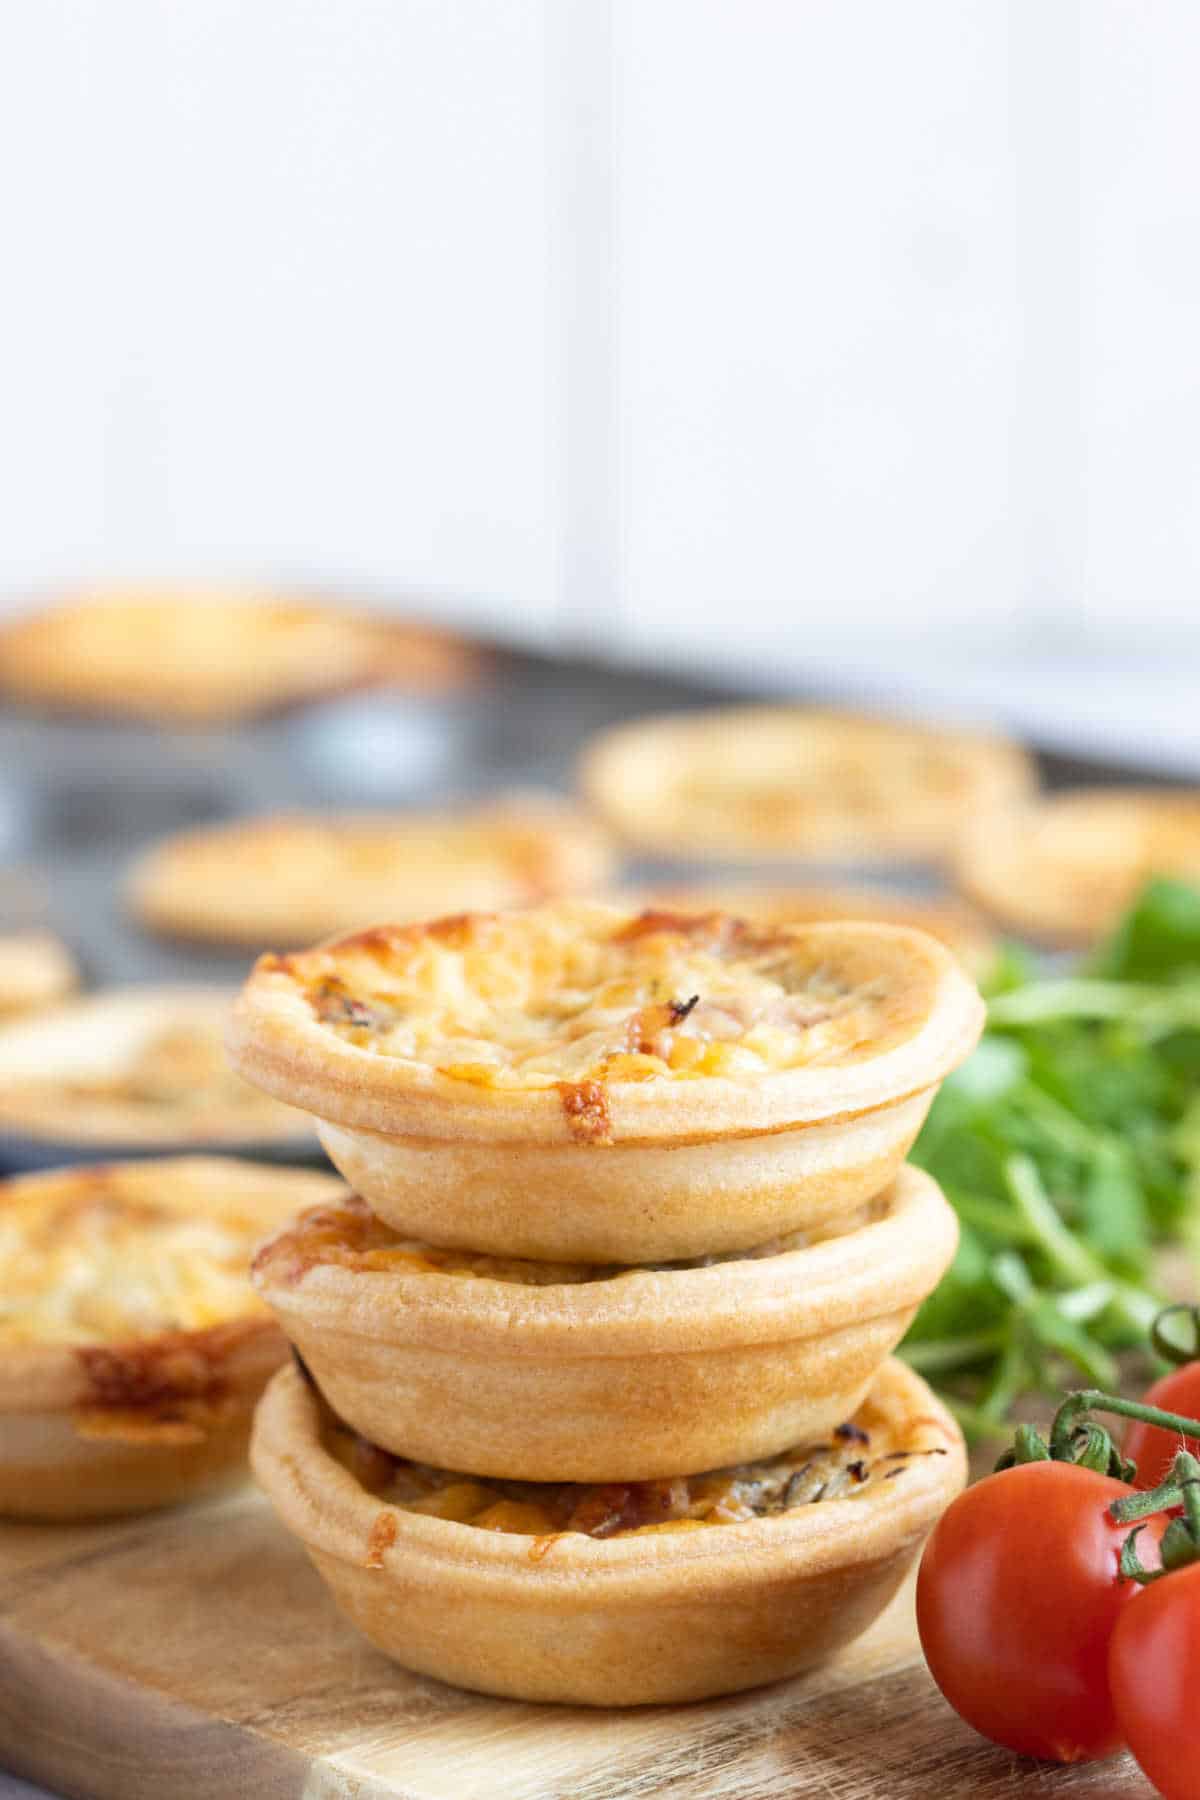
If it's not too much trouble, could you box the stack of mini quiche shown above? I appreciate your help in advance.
[231,899,983,1706]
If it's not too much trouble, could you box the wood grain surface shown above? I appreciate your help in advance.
[0,1486,1155,1800]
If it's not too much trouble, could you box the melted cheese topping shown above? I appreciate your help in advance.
[0,1162,323,1345]
[256,1192,878,1287]
[284,903,935,1091]
[324,1409,895,1536]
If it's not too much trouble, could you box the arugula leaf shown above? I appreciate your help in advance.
[1079,1148,1150,1278]
[904,880,1200,1437]
[1092,877,1200,981]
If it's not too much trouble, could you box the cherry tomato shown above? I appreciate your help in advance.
[1108,1561,1200,1800]
[1125,1363,1200,1492]
[916,1462,1164,1763]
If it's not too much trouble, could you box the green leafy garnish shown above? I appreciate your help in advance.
[903,878,1200,1437]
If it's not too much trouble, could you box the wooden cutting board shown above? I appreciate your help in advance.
[0,1486,1153,1800]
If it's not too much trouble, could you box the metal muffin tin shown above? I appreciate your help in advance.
[0,641,1170,1176]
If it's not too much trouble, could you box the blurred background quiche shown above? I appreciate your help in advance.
[126,800,616,949]
[0,588,481,724]
[955,787,1200,944]
[580,707,1037,863]
[0,931,78,1018]
[0,986,315,1167]
[0,1157,345,1518]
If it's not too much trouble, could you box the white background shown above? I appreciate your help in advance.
[1,2,1198,754]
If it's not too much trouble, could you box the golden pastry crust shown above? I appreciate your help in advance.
[0,1157,346,1518]
[0,932,78,1016]
[956,787,1200,944]
[252,1166,957,1481]
[580,706,1036,862]
[636,884,999,980]
[314,1090,934,1262]
[228,901,984,1146]
[0,588,481,722]
[0,986,314,1151]
[251,1356,966,1705]
[127,802,616,949]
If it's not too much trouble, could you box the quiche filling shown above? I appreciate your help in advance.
[256,1192,881,1288]
[0,1166,277,1345]
[321,1397,922,1537]
[275,903,934,1091]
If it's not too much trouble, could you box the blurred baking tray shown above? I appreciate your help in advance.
[0,1124,326,1178]
[1,643,1189,989]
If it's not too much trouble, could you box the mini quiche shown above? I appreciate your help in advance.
[0,1158,345,1518]
[955,786,1200,944]
[252,1355,966,1705]
[228,902,983,1262]
[251,1166,956,1481]
[579,706,1035,863]
[0,931,78,1017]
[127,801,615,950]
[0,587,480,723]
[0,987,314,1160]
[637,885,998,981]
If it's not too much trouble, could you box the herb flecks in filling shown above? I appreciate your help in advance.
[311,978,397,1036]
[325,1416,912,1539]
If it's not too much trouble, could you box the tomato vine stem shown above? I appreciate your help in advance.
[1149,1303,1200,1367]
[1111,1451,1200,1583]
[1050,1388,1200,1471]
[991,1306,1200,1589]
